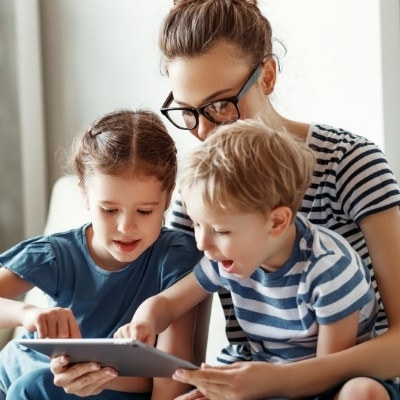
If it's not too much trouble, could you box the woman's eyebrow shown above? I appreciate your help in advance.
[174,87,235,107]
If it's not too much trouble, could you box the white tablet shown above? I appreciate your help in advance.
[18,338,198,377]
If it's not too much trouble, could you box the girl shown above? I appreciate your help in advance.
[0,109,203,400]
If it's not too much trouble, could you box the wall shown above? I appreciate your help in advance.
[39,0,181,187]
[0,1,23,252]
[39,0,395,185]
[380,0,400,178]
[2,0,400,250]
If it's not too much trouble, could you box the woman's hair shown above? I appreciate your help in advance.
[179,119,315,216]
[160,0,273,73]
[70,109,177,193]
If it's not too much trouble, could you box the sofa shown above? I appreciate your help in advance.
[0,175,228,363]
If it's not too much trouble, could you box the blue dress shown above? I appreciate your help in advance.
[0,224,202,399]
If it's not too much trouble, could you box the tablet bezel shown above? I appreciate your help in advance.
[18,338,198,377]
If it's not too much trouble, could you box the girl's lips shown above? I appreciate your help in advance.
[113,239,140,253]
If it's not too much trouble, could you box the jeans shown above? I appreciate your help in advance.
[6,367,151,400]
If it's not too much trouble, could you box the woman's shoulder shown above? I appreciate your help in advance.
[308,123,379,150]
[307,123,389,170]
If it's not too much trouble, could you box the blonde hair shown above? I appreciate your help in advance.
[160,0,273,74]
[179,119,315,216]
[70,109,177,193]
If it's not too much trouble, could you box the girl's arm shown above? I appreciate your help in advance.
[0,267,81,338]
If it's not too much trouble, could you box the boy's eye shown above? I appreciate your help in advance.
[102,208,118,214]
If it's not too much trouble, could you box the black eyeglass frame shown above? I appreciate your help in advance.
[160,64,262,131]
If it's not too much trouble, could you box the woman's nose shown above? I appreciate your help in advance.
[195,115,216,142]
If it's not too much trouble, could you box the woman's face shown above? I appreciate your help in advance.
[166,42,269,142]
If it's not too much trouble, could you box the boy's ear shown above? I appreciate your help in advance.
[269,206,292,237]
[261,57,277,95]
[79,181,90,210]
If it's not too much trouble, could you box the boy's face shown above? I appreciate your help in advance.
[83,173,168,271]
[183,188,279,278]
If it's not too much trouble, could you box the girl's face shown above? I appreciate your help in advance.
[83,173,169,271]
[183,187,285,278]
[167,42,270,142]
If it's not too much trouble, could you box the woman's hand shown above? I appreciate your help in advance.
[51,355,118,396]
[21,305,81,338]
[173,362,278,400]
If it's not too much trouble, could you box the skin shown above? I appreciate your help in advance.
[0,172,196,399]
[165,43,400,399]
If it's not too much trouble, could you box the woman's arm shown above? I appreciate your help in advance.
[316,310,360,356]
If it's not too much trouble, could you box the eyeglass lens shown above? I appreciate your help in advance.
[166,100,239,130]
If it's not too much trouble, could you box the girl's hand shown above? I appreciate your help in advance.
[114,321,156,346]
[51,355,118,396]
[21,306,81,338]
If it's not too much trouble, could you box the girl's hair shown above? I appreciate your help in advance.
[160,0,273,73]
[179,119,315,216]
[70,109,177,193]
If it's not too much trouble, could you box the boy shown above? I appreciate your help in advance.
[115,119,386,399]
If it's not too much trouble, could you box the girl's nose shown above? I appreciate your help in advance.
[118,214,137,233]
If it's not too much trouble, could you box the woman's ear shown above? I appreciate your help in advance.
[269,206,293,237]
[261,57,277,95]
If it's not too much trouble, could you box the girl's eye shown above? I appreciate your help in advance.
[102,208,118,214]
[138,210,153,215]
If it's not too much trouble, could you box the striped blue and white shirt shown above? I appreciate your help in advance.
[193,215,377,364]
[168,123,400,363]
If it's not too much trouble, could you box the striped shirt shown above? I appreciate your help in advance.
[167,123,400,363]
[194,215,377,363]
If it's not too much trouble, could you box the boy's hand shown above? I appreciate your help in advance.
[114,321,156,346]
[21,306,81,338]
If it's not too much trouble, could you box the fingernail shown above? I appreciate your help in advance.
[105,368,117,377]
[174,369,184,377]
[90,363,100,371]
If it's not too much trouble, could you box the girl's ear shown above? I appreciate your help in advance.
[79,181,90,210]
[261,57,277,95]
[164,184,176,211]
[269,206,292,237]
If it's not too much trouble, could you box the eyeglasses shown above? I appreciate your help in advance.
[160,65,262,131]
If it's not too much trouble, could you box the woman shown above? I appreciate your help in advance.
[157,1,400,399]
